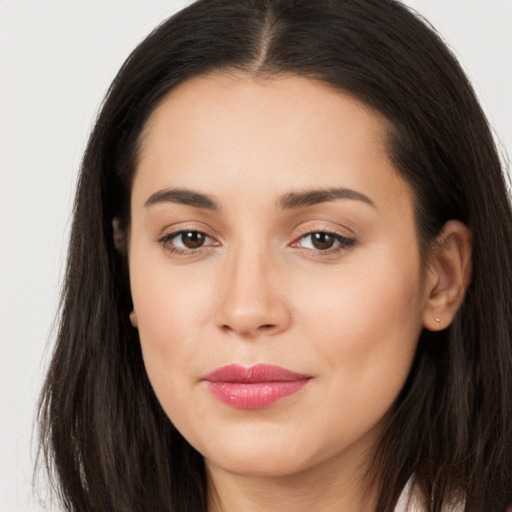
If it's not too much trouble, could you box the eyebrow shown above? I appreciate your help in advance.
[278,187,376,210]
[145,188,220,210]
[144,186,376,211]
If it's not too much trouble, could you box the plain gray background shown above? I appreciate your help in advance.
[1,1,511,511]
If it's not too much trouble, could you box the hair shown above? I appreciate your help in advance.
[38,0,512,511]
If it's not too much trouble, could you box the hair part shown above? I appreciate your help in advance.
[38,1,512,511]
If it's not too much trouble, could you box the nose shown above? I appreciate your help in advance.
[214,245,291,338]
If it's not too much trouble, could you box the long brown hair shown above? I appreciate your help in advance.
[38,1,512,510]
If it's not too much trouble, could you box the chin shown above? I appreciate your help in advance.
[196,426,323,478]
[206,449,312,478]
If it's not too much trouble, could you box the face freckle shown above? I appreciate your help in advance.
[128,72,427,483]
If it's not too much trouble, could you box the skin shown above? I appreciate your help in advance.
[127,73,471,512]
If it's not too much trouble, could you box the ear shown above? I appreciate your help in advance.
[422,220,472,331]
[129,310,138,329]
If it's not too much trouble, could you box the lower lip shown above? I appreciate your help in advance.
[205,380,309,409]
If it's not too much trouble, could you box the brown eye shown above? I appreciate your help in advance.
[295,231,356,252]
[310,232,336,250]
[180,231,206,249]
[160,230,215,252]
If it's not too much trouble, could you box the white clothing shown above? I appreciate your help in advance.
[394,478,464,512]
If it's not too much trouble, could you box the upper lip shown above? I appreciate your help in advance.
[202,364,311,383]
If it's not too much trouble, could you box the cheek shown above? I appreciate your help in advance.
[294,237,424,351]
[134,296,209,379]
[128,244,214,404]
[319,271,422,351]
[130,279,211,430]
[292,249,424,421]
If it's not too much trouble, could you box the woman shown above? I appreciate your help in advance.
[38,0,512,510]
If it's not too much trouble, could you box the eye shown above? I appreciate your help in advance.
[295,231,355,252]
[159,230,217,252]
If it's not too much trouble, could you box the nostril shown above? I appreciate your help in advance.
[220,323,277,335]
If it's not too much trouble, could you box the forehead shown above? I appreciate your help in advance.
[138,71,388,159]
[133,72,411,214]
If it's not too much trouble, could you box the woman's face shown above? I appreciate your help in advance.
[128,73,429,478]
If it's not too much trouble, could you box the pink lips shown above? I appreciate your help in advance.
[202,364,311,409]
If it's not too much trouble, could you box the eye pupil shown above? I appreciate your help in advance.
[182,231,205,249]
[312,232,335,250]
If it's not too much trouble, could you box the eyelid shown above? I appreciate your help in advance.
[291,222,356,240]
[156,220,222,241]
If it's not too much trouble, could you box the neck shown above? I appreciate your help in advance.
[206,449,379,512]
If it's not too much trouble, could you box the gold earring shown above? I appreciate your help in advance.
[129,310,138,328]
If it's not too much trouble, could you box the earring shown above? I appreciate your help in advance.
[129,310,138,328]
[436,317,441,323]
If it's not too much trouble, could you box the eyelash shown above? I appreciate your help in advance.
[157,229,356,257]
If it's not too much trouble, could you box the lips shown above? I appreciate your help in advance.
[201,364,311,409]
